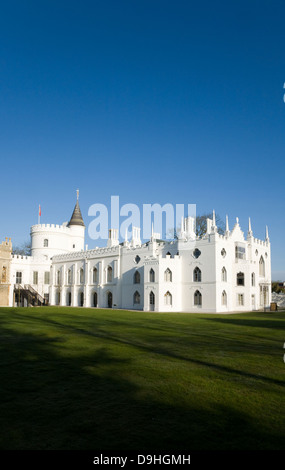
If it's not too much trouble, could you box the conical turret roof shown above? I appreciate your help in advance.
[68,200,85,227]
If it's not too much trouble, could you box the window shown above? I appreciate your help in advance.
[222,290,227,306]
[194,290,202,306]
[79,292,84,307]
[44,271,50,285]
[80,268,84,284]
[251,272,255,287]
[93,267,98,283]
[16,272,22,284]
[164,268,172,282]
[149,291,155,306]
[1,266,7,283]
[134,255,141,264]
[193,267,201,282]
[221,248,226,258]
[221,267,227,282]
[43,239,48,247]
[107,266,112,283]
[193,248,201,259]
[149,268,155,282]
[164,291,172,306]
[166,251,171,257]
[237,272,244,286]
[134,271,140,284]
[56,270,61,285]
[67,269,72,284]
[235,245,246,260]
[237,294,244,306]
[133,291,140,305]
[33,271,38,285]
[259,256,265,277]
[73,244,75,249]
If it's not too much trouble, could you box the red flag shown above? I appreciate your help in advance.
[39,205,41,217]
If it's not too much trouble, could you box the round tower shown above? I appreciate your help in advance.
[30,191,85,259]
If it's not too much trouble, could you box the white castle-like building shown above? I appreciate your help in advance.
[3,194,271,312]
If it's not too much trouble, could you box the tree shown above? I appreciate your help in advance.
[12,241,31,256]
[166,213,225,240]
[195,213,225,237]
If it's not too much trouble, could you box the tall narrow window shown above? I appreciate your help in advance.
[80,268,84,284]
[43,239,49,247]
[164,268,172,282]
[164,291,172,305]
[133,291,140,305]
[251,272,255,286]
[93,267,98,284]
[194,290,202,306]
[16,272,22,284]
[134,271,140,284]
[33,271,38,285]
[221,267,227,282]
[56,270,61,285]
[237,294,244,306]
[193,267,201,282]
[68,269,72,284]
[44,271,50,285]
[149,291,155,308]
[237,272,244,286]
[222,290,227,306]
[107,266,112,283]
[235,245,246,260]
[259,256,265,277]
[149,268,155,282]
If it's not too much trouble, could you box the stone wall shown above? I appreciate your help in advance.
[0,238,12,306]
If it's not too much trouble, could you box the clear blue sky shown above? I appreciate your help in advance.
[1,0,284,279]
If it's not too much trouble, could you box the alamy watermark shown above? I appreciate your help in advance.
[88,196,196,241]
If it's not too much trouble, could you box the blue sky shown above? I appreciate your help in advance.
[0,0,284,279]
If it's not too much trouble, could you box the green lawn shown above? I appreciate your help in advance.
[0,306,284,450]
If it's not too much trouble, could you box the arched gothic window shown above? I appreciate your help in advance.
[221,267,227,282]
[259,256,265,277]
[193,267,201,282]
[164,268,172,282]
[133,291,140,304]
[134,271,140,284]
[222,290,227,306]
[107,266,113,283]
[194,290,202,306]
[149,268,155,282]
[164,291,172,305]
[93,267,98,283]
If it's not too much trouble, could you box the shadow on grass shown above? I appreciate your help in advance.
[12,311,285,389]
[0,312,284,450]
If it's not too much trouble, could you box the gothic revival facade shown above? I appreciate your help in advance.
[3,197,271,312]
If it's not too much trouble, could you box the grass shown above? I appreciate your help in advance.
[0,306,284,450]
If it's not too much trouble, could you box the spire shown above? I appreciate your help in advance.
[68,190,85,227]
[248,217,253,237]
[225,215,229,234]
[265,225,269,241]
[211,209,217,232]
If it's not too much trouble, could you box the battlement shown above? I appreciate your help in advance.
[52,245,120,263]
[30,224,71,234]
[0,237,12,250]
